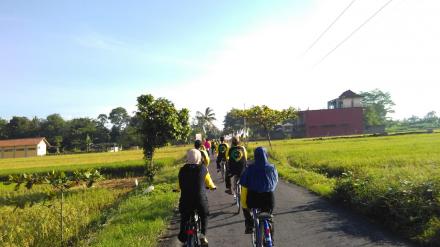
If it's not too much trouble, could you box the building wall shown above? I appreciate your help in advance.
[303,107,364,137]
[0,145,39,158]
[342,98,362,108]
[37,141,47,156]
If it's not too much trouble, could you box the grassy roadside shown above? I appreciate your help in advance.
[83,153,183,247]
[247,134,440,246]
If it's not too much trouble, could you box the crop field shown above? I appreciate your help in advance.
[0,145,190,177]
[249,133,440,244]
[0,146,187,247]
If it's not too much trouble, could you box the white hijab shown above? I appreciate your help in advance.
[186,149,201,165]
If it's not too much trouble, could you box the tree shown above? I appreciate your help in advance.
[0,118,8,139]
[97,114,108,127]
[240,105,296,148]
[136,94,190,183]
[196,107,216,135]
[6,116,32,138]
[108,107,130,130]
[223,108,246,136]
[41,114,66,153]
[360,89,395,126]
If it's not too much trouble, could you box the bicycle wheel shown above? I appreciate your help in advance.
[220,161,226,181]
[235,179,241,214]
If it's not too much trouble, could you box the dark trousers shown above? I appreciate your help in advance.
[243,191,275,240]
[216,156,226,170]
[179,200,209,237]
[243,208,275,241]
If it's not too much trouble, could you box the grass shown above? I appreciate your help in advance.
[248,133,440,245]
[0,182,130,247]
[84,151,183,247]
[0,145,190,178]
[0,145,188,247]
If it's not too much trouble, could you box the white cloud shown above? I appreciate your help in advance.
[145,0,440,128]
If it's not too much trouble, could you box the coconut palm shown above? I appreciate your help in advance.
[196,107,216,135]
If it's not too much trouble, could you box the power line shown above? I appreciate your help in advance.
[303,0,357,56]
[316,0,394,66]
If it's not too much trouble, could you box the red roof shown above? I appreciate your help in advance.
[0,137,50,148]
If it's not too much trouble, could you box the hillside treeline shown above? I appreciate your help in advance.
[0,107,141,153]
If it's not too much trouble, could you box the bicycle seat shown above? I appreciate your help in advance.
[257,212,273,219]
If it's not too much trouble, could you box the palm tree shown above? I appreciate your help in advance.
[196,107,216,135]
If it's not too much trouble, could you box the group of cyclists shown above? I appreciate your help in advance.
[177,135,279,246]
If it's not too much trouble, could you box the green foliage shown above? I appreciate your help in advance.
[223,108,245,135]
[86,155,182,247]
[239,105,296,147]
[361,89,395,126]
[136,94,190,183]
[248,133,440,245]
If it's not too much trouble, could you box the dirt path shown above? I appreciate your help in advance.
[159,159,412,247]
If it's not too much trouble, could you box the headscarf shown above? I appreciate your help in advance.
[186,148,201,165]
[240,146,278,192]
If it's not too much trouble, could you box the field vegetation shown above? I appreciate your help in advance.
[0,146,189,179]
[0,145,187,247]
[248,133,440,245]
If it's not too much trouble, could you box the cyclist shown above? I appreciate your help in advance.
[195,140,210,167]
[203,138,211,154]
[211,139,217,156]
[178,149,216,245]
[216,136,229,172]
[224,136,247,196]
[240,146,278,237]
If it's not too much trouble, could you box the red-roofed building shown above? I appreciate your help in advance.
[0,137,50,159]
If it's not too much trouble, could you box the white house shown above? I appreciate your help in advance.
[0,137,50,159]
[327,90,363,109]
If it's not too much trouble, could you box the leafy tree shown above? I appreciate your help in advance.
[6,116,32,138]
[109,107,130,130]
[360,89,395,126]
[196,107,216,135]
[223,108,246,136]
[64,118,97,151]
[240,105,296,148]
[0,118,8,139]
[136,94,190,183]
[97,114,108,127]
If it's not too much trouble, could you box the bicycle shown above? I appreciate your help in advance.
[232,175,241,214]
[251,209,273,247]
[184,210,202,247]
[219,159,227,181]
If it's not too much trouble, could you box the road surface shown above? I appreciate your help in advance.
[159,159,412,247]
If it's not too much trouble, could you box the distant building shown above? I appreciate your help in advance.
[292,90,364,138]
[0,137,50,159]
[328,90,363,109]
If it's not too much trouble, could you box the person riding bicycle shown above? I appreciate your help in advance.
[240,146,278,236]
[225,136,247,195]
[216,136,229,172]
[195,140,210,167]
[211,139,217,156]
[203,138,211,154]
[178,149,216,245]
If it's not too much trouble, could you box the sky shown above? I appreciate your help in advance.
[1,0,439,128]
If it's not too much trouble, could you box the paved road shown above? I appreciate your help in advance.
[159,159,412,247]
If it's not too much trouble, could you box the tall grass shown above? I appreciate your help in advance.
[0,145,188,247]
[84,151,184,247]
[248,133,440,245]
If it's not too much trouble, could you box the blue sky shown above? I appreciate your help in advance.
[0,0,309,119]
[1,0,439,126]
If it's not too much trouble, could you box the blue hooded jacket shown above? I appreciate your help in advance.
[240,147,278,193]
